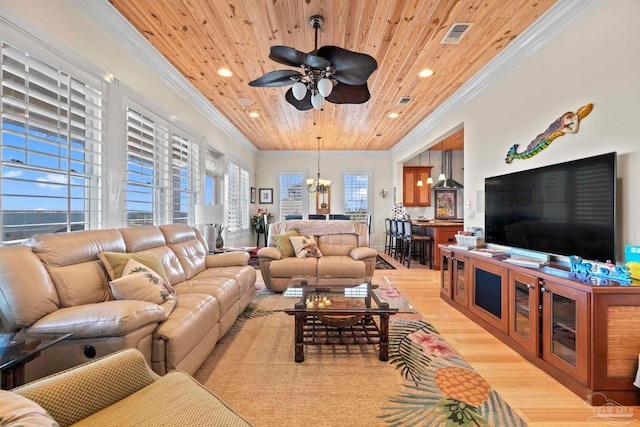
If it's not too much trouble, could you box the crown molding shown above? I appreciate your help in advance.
[391,0,602,157]
[70,0,257,154]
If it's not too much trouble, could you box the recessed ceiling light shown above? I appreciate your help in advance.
[389,112,399,118]
[238,98,254,105]
[249,112,260,118]
[419,69,434,78]
[218,68,233,77]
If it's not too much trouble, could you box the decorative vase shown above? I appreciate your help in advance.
[214,224,224,250]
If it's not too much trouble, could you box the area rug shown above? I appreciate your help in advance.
[194,285,525,427]
[248,254,396,270]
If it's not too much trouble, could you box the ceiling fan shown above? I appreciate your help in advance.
[248,15,378,111]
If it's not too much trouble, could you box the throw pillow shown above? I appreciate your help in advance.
[98,251,168,281]
[109,260,177,318]
[289,235,323,258]
[0,390,60,426]
[272,230,299,257]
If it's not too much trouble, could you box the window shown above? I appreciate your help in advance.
[124,107,167,226]
[169,133,199,224]
[344,173,370,222]
[204,149,221,205]
[226,160,249,232]
[1,42,104,243]
[124,106,199,226]
[279,173,304,220]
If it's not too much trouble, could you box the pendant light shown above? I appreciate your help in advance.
[416,152,424,187]
[437,140,446,182]
[426,149,434,184]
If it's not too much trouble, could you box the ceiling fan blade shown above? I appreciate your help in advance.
[317,46,377,86]
[325,82,371,104]
[249,70,301,87]
[285,88,313,110]
[270,46,330,69]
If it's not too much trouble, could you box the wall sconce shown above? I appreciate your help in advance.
[380,188,388,198]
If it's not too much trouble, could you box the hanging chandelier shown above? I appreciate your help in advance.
[306,136,331,193]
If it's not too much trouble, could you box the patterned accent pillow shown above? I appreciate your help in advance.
[98,251,169,281]
[0,390,60,426]
[272,230,299,257]
[289,235,323,258]
[109,260,177,318]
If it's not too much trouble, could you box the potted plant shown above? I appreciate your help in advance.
[252,208,274,232]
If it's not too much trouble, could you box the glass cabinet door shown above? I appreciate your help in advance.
[541,281,588,385]
[453,255,468,307]
[440,249,452,299]
[508,271,539,355]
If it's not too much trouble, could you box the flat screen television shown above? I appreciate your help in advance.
[485,152,616,262]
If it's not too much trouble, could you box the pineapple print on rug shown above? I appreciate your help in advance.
[380,317,526,426]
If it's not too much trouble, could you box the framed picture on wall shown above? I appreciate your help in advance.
[259,188,273,204]
[250,187,256,204]
[435,190,457,220]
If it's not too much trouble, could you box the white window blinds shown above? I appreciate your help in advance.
[1,42,104,243]
[279,173,304,220]
[344,173,370,222]
[125,107,199,226]
[226,161,249,232]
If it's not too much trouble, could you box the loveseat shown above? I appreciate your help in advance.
[257,220,377,292]
[0,224,256,378]
[2,348,252,427]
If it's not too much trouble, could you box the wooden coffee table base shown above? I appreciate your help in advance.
[291,307,391,363]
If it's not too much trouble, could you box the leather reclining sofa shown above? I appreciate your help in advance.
[257,220,377,292]
[0,224,256,378]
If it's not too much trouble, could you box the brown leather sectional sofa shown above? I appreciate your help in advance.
[0,224,256,378]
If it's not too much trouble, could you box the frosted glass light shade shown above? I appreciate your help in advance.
[416,179,424,187]
[438,173,446,181]
[312,92,324,109]
[292,82,307,101]
[317,78,333,97]
[426,176,434,184]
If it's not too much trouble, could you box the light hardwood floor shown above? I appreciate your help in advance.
[373,251,639,427]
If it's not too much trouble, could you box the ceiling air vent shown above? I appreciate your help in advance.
[440,23,473,45]
[397,97,412,106]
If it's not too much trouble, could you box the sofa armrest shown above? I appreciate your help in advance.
[13,349,159,427]
[256,247,282,260]
[349,247,377,261]
[26,300,166,338]
[205,251,249,268]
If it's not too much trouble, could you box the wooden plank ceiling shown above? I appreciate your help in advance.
[109,0,556,151]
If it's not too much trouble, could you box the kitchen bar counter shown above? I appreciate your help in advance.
[412,220,463,269]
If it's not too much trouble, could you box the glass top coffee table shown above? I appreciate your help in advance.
[0,331,73,389]
[282,276,414,363]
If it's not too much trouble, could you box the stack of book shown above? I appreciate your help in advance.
[447,243,476,251]
[469,248,508,259]
[504,256,549,268]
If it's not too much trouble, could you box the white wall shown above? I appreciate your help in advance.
[256,151,393,248]
[393,0,640,262]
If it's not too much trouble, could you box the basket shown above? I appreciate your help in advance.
[455,234,485,247]
[315,297,365,328]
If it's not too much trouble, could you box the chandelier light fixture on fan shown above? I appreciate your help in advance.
[306,136,331,193]
[248,15,377,111]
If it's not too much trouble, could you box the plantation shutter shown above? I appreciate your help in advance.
[1,41,104,243]
[279,173,303,219]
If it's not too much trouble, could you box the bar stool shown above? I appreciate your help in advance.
[397,220,409,263]
[402,220,433,268]
[384,218,393,255]
[390,219,402,261]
